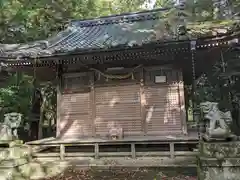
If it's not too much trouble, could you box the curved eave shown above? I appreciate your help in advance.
[0,21,240,65]
[0,34,239,67]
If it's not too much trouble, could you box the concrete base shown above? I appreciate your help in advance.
[198,141,240,180]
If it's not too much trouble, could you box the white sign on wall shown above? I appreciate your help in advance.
[155,75,166,83]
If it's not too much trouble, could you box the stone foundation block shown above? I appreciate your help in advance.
[198,141,240,180]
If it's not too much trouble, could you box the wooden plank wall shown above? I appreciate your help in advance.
[57,66,187,139]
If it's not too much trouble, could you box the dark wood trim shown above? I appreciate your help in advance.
[177,71,188,135]
[143,65,174,71]
[140,67,146,135]
[90,72,96,137]
[56,87,61,137]
[62,71,91,91]
[3,32,238,63]
[2,43,189,66]
[3,34,238,68]
[56,64,62,137]
[62,72,90,78]
[144,66,173,85]
[93,67,141,85]
[61,87,91,94]
[94,81,140,87]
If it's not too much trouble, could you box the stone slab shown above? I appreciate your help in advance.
[199,140,240,158]
[0,157,29,168]
[198,164,240,180]
[0,161,70,180]
[198,141,240,180]
[0,146,30,161]
[198,157,240,167]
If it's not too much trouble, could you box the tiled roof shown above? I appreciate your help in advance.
[0,8,176,59]
[0,7,239,59]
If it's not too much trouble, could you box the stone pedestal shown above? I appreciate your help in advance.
[0,141,31,168]
[198,141,240,180]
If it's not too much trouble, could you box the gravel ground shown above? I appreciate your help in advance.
[39,167,197,180]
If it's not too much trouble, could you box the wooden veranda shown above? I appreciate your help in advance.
[26,130,198,160]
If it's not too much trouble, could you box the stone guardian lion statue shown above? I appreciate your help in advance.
[3,112,22,139]
[200,101,235,141]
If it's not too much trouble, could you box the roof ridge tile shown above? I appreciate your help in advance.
[70,7,172,27]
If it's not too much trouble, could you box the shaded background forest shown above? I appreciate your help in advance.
[1,0,240,43]
[0,0,240,139]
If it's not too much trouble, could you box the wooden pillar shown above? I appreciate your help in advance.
[56,64,62,138]
[90,72,96,137]
[56,87,61,137]
[32,61,43,140]
[131,143,136,159]
[140,67,146,135]
[190,41,198,138]
[38,80,43,139]
[60,144,65,160]
[170,142,175,159]
[94,143,99,159]
[177,71,188,135]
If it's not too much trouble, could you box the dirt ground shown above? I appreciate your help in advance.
[40,167,197,180]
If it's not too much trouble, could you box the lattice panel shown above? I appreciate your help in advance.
[144,85,182,135]
[95,84,142,136]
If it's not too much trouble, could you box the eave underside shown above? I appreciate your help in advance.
[1,31,239,86]
[1,33,239,66]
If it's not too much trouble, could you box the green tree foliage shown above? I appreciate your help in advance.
[0,0,148,43]
[154,0,175,8]
[0,73,34,123]
[0,0,239,43]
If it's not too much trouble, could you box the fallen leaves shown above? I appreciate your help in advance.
[39,167,197,180]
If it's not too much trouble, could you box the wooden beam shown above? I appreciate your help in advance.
[26,139,198,146]
[33,151,198,158]
[65,152,95,157]
[33,153,60,157]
